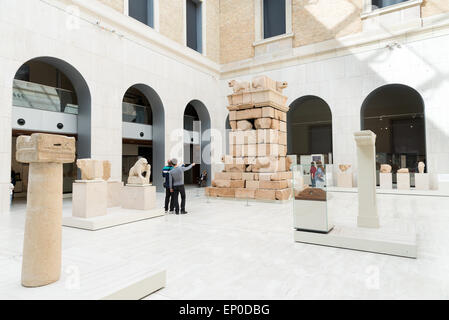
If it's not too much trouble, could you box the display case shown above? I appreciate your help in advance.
[292,164,333,233]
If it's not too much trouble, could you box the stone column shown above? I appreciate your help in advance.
[354,130,379,228]
[17,133,75,287]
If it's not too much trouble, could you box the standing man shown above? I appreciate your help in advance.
[162,160,174,213]
[169,159,195,215]
[310,162,317,188]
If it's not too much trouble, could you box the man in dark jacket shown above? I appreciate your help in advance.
[169,159,195,215]
[162,160,174,213]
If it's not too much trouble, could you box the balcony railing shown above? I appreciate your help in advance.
[122,102,151,125]
[12,79,78,114]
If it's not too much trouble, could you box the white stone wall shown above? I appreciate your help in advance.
[0,0,222,214]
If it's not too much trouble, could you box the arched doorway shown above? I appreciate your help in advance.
[11,57,91,198]
[183,100,211,186]
[361,84,426,178]
[287,96,333,165]
[122,84,165,191]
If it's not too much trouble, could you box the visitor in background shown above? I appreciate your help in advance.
[9,182,14,207]
[198,170,208,188]
[169,159,195,215]
[162,160,174,214]
[310,162,317,188]
[315,161,326,189]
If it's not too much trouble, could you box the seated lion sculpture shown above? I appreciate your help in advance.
[128,158,151,185]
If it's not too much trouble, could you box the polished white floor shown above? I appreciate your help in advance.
[1,186,449,300]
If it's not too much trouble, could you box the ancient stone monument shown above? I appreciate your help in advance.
[379,164,393,189]
[337,164,353,188]
[122,158,156,210]
[354,130,379,228]
[72,159,108,219]
[205,75,293,201]
[415,161,429,190]
[16,133,76,287]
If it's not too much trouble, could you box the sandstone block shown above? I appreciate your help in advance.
[225,164,246,172]
[259,180,289,190]
[280,121,287,132]
[255,118,272,129]
[215,171,232,180]
[215,188,235,198]
[270,119,280,130]
[279,132,287,146]
[230,130,257,144]
[229,111,237,121]
[255,189,276,201]
[230,144,243,157]
[212,180,231,188]
[235,188,255,199]
[77,159,104,181]
[276,188,292,201]
[230,180,245,188]
[236,109,262,121]
[243,144,257,157]
[262,107,275,119]
[237,120,253,131]
[258,173,272,181]
[230,121,237,131]
[257,129,279,144]
[242,173,255,181]
[271,171,293,181]
[246,181,260,190]
[231,172,243,180]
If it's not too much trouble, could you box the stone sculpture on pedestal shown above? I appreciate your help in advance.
[354,130,379,228]
[16,133,76,287]
[337,164,353,188]
[122,158,156,210]
[379,164,393,189]
[397,168,411,190]
[127,158,151,185]
[415,161,430,190]
[72,159,108,219]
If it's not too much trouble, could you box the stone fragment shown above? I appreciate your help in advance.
[276,189,292,200]
[259,180,289,190]
[235,188,255,199]
[255,118,272,129]
[380,164,392,173]
[76,159,104,181]
[255,189,276,201]
[236,109,262,121]
[237,120,253,131]
[127,158,151,185]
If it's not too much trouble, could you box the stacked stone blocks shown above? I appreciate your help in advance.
[206,76,293,201]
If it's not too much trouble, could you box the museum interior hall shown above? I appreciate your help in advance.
[1,0,449,301]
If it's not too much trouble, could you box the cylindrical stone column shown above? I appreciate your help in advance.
[16,133,75,288]
[22,162,63,287]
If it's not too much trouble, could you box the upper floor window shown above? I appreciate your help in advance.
[372,0,408,9]
[186,0,203,53]
[263,0,286,39]
[129,0,154,28]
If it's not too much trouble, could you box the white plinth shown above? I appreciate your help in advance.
[72,180,107,218]
[294,200,333,233]
[415,173,430,190]
[337,173,353,188]
[294,218,417,258]
[379,173,393,189]
[107,180,123,208]
[122,185,156,211]
[63,207,165,231]
[397,173,411,190]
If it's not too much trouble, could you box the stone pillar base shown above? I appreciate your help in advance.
[358,215,380,229]
[397,173,411,190]
[415,173,430,190]
[122,185,156,211]
[337,172,353,188]
[379,173,393,189]
[72,180,107,218]
[107,180,124,208]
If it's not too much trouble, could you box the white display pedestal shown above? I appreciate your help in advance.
[415,173,430,190]
[63,207,165,231]
[337,172,353,188]
[122,185,156,211]
[72,180,107,218]
[397,173,411,190]
[294,200,333,233]
[294,218,417,258]
[379,173,393,190]
[107,180,123,208]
